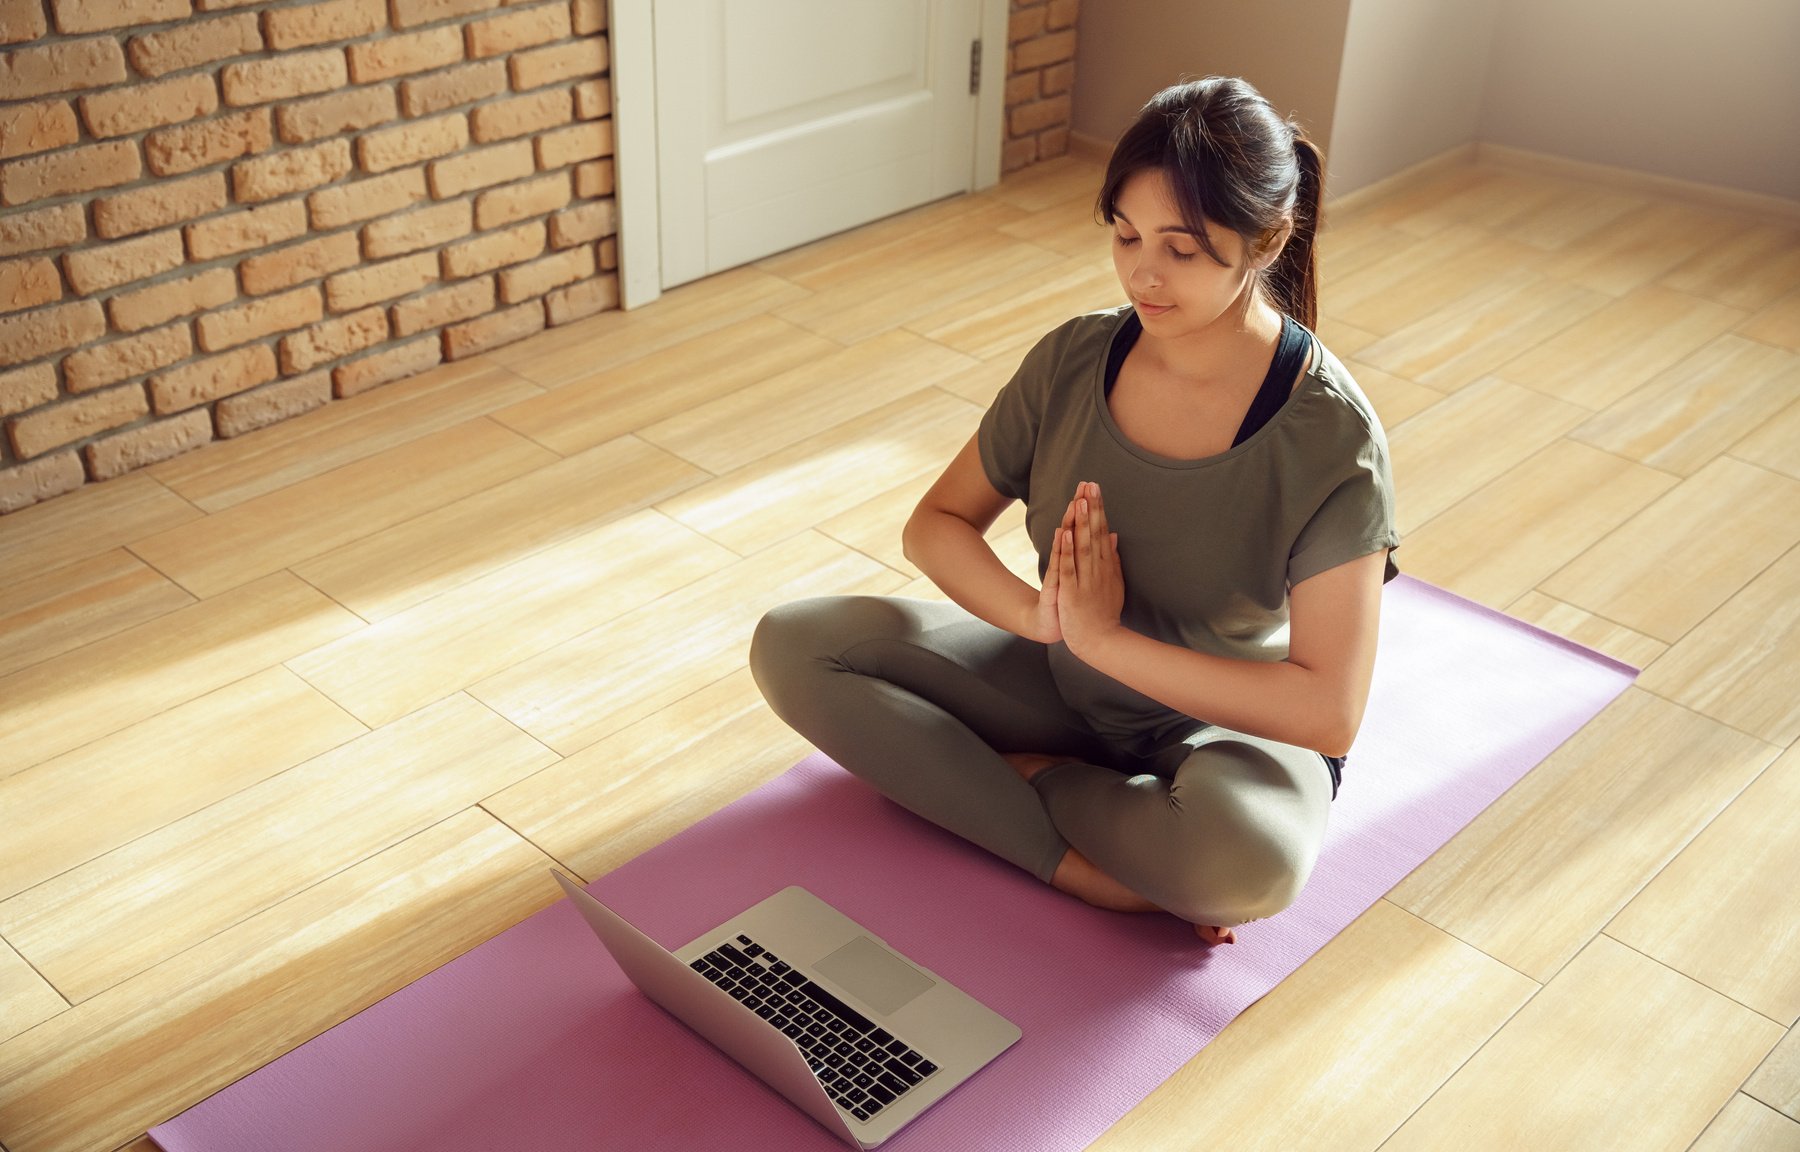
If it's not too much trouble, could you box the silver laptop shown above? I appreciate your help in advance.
[550,870,1020,1149]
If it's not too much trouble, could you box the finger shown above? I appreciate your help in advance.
[1075,496,1095,572]
[1060,527,1076,584]
[1089,483,1109,543]
[1043,525,1061,591]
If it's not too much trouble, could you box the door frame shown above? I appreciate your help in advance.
[608,0,1012,309]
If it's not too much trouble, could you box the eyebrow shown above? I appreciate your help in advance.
[1112,209,1201,237]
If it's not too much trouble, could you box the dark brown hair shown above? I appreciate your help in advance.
[1096,77,1325,330]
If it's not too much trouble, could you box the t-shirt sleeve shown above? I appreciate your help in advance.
[1287,430,1402,587]
[976,323,1066,503]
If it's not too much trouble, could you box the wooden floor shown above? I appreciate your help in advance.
[2,152,1799,1152]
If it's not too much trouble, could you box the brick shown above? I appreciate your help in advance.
[1,0,49,42]
[2,140,141,207]
[196,286,323,352]
[185,200,307,262]
[390,275,492,336]
[443,220,542,278]
[0,204,84,258]
[277,85,398,145]
[498,242,591,303]
[572,158,611,198]
[573,77,608,119]
[0,362,57,416]
[216,369,330,436]
[146,107,274,177]
[569,0,603,35]
[81,73,218,139]
[232,138,353,203]
[221,49,349,106]
[52,0,189,34]
[467,2,570,58]
[1037,125,1069,160]
[1041,60,1074,96]
[1013,29,1075,70]
[1002,135,1035,173]
[0,37,127,100]
[325,250,437,310]
[108,266,236,332]
[0,299,104,367]
[1046,0,1077,30]
[0,451,84,514]
[536,119,610,169]
[148,341,276,411]
[1008,7,1044,42]
[333,333,439,397]
[264,0,385,49]
[546,197,612,248]
[85,407,211,480]
[128,13,262,77]
[346,25,462,83]
[1,257,60,315]
[357,113,467,174]
[444,298,539,359]
[94,172,230,240]
[241,230,361,295]
[363,198,471,258]
[64,230,185,295]
[1005,72,1038,106]
[475,171,569,229]
[7,383,147,458]
[1009,94,1070,137]
[470,88,570,143]
[391,0,493,30]
[279,304,385,372]
[510,37,605,90]
[545,272,614,325]
[430,139,534,198]
[597,234,614,270]
[309,167,428,229]
[398,59,506,117]
[64,324,193,393]
[0,101,79,161]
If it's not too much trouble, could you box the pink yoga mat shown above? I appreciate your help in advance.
[150,576,1636,1151]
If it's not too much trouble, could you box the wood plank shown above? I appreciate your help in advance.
[1385,375,1591,536]
[1745,1024,1800,1123]
[289,508,738,727]
[291,435,708,621]
[1539,455,1800,644]
[489,313,836,457]
[130,419,558,598]
[1609,742,1800,1025]
[637,328,979,474]
[903,257,1121,360]
[756,193,1029,288]
[1500,590,1669,673]
[0,472,199,590]
[1337,358,1444,428]
[1389,687,1777,982]
[0,935,64,1047]
[0,547,194,678]
[1397,438,1677,611]
[1325,224,1549,336]
[0,808,560,1152]
[1353,267,1611,393]
[0,694,554,1004]
[1494,284,1749,412]
[1570,334,1800,477]
[145,358,545,511]
[980,153,1104,213]
[483,668,813,879]
[1636,542,1800,745]
[816,471,1027,579]
[471,530,905,754]
[1087,900,1538,1152]
[0,572,361,781]
[1688,1095,1800,1152]
[656,388,982,556]
[1739,285,1800,353]
[1538,198,1757,297]
[1657,220,1800,312]
[1730,390,1800,481]
[0,666,365,903]
[1378,934,1783,1152]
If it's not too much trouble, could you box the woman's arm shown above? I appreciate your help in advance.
[1057,482,1386,758]
[903,432,1071,643]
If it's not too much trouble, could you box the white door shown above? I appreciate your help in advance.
[652,0,980,289]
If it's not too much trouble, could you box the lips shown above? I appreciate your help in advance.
[1135,300,1174,315]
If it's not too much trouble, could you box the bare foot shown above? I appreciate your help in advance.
[1195,923,1236,945]
[1000,751,1061,784]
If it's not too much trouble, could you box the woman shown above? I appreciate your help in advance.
[750,77,1400,945]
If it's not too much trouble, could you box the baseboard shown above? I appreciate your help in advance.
[1066,130,1111,164]
[1324,143,1479,217]
[1474,141,1800,224]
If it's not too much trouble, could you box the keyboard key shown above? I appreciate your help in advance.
[744,943,764,958]
[885,1058,920,1086]
[867,1082,897,1106]
[727,987,748,1001]
[851,1107,870,1121]
[863,1097,886,1116]
[782,1024,804,1040]
[852,1072,874,1089]
[885,1040,906,1057]
[917,1060,937,1077]
[718,944,753,968]
[689,959,707,972]
[755,1005,776,1020]
[877,1070,908,1096]
[796,980,877,1034]
[825,1053,845,1069]
[900,1052,921,1067]
[763,952,781,964]
[770,1014,789,1029]
[870,1028,894,1046]
[854,1038,875,1054]
[743,996,762,1010]
[806,1023,826,1038]
[736,934,752,945]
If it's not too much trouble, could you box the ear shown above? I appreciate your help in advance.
[1253,219,1294,270]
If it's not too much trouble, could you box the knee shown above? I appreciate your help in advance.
[749,595,903,706]
[1159,745,1321,925]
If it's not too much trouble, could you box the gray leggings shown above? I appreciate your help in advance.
[748,595,1335,928]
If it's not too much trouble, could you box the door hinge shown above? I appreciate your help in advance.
[969,39,981,95]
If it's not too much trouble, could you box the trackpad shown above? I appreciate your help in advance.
[813,936,936,1015]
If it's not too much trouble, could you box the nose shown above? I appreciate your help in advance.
[1125,249,1161,294]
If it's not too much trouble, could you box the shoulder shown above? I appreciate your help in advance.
[1295,333,1391,452]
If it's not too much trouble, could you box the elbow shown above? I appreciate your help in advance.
[1319,705,1362,760]
[900,509,924,567]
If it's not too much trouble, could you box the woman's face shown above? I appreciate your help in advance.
[1109,168,1268,337]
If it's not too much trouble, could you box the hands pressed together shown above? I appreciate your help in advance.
[1031,481,1125,654]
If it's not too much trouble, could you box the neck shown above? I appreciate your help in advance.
[1138,289,1283,387]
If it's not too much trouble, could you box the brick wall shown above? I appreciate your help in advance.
[1003,0,1077,174]
[0,0,617,514]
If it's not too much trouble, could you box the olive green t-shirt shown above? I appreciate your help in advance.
[977,303,1401,754]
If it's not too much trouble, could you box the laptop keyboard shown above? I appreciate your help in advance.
[689,933,940,1123]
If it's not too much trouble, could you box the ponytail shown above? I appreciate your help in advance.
[1261,131,1325,331]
